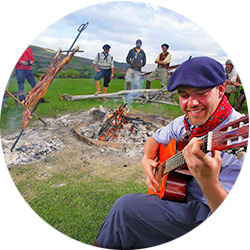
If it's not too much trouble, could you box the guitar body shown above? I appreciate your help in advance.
[147,138,189,202]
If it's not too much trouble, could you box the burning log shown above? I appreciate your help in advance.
[98,103,129,141]
[74,105,160,149]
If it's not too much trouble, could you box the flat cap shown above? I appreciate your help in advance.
[136,39,142,44]
[167,56,226,92]
[226,59,233,66]
[103,44,111,50]
[161,43,169,48]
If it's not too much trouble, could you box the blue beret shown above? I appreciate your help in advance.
[167,56,226,92]
[103,44,111,50]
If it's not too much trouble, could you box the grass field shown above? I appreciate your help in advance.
[1,77,184,135]
[1,76,248,246]
[11,162,146,244]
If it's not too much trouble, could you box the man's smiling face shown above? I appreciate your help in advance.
[178,84,225,126]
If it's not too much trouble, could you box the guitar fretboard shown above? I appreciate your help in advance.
[162,134,210,175]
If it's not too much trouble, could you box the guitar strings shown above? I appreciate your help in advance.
[162,126,248,174]
[162,132,226,174]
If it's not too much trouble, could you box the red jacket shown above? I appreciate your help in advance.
[15,47,35,70]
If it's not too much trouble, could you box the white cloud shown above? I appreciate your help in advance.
[32,1,227,66]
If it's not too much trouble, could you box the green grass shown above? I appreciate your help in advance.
[0,77,183,135]
[11,163,146,245]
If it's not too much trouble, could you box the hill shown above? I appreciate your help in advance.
[29,45,129,79]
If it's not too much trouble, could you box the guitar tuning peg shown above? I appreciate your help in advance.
[236,150,245,160]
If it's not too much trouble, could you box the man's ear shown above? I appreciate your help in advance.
[218,83,226,98]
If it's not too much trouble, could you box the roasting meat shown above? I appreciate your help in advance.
[21,46,79,129]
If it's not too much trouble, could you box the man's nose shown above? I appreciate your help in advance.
[187,96,199,106]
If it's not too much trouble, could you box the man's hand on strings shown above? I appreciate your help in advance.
[182,137,222,189]
[183,137,228,212]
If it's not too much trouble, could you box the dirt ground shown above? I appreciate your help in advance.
[2,108,172,185]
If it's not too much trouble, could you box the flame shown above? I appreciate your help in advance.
[98,103,128,141]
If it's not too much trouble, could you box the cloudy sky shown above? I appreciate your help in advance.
[32,1,227,71]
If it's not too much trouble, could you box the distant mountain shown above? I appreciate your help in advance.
[29,45,129,78]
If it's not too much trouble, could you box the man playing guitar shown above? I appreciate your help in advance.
[93,57,247,249]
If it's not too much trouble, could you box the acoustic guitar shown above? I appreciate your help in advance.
[147,115,249,202]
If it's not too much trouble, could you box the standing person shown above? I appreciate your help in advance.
[146,43,172,89]
[15,47,49,103]
[224,59,238,100]
[234,77,246,111]
[125,39,146,90]
[92,57,245,249]
[93,44,114,100]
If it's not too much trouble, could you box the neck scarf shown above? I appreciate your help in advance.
[103,52,109,61]
[136,48,141,54]
[184,95,232,139]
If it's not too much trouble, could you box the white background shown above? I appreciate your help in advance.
[1,0,249,249]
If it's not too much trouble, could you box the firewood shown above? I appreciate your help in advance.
[60,88,178,106]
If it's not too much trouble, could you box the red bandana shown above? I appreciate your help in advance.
[184,95,232,139]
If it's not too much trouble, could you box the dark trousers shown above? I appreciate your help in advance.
[94,68,111,87]
[16,69,36,102]
[96,193,210,249]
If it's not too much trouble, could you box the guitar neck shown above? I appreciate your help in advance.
[162,151,186,174]
[162,134,209,175]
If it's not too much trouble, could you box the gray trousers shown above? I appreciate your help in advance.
[146,68,169,87]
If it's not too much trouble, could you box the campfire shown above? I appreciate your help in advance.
[75,103,159,147]
[98,103,129,142]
